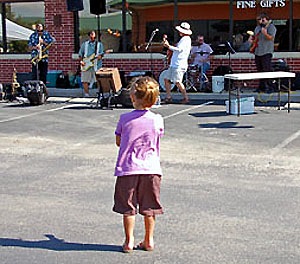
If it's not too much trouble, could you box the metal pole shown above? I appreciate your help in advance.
[229,0,233,44]
[288,78,291,113]
[73,11,80,53]
[289,0,293,51]
[277,78,281,110]
[237,82,240,117]
[122,0,127,52]
[174,0,178,42]
[97,14,101,42]
[1,3,7,53]
[228,79,232,114]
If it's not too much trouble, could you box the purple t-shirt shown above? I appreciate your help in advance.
[114,110,164,176]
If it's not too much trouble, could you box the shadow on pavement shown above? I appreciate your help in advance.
[198,121,254,129]
[0,234,122,252]
[189,111,228,118]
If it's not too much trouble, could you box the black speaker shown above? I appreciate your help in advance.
[66,0,84,12]
[90,0,106,15]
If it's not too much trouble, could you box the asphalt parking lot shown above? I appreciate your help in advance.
[1,98,300,264]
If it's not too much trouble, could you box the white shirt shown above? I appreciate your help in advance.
[169,36,191,70]
[190,43,213,65]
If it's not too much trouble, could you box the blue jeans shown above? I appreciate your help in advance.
[198,62,210,88]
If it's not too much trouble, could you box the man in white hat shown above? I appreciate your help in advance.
[163,22,192,104]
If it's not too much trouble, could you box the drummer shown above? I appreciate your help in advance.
[190,35,213,89]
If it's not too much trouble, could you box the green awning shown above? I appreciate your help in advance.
[80,11,132,31]
[109,0,170,6]
[108,0,228,8]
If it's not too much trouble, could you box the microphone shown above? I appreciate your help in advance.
[153,28,159,33]
[226,41,236,54]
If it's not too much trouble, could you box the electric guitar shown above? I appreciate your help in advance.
[163,34,173,65]
[81,49,113,72]
[250,20,272,54]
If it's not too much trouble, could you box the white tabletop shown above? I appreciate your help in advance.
[224,71,295,80]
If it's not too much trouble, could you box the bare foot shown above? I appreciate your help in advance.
[137,241,154,251]
[181,98,189,104]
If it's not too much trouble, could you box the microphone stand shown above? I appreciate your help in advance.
[145,29,158,78]
[225,41,236,70]
[225,41,236,93]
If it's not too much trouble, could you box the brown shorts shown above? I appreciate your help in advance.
[113,174,163,216]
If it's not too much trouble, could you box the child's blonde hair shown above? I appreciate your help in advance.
[129,76,160,108]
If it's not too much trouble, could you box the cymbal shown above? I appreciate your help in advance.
[195,51,210,55]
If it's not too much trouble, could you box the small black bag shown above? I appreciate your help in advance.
[56,73,70,88]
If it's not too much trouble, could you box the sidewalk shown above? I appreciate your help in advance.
[47,87,300,103]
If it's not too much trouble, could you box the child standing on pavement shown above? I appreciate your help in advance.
[113,76,164,253]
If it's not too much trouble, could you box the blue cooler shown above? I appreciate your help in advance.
[46,70,62,87]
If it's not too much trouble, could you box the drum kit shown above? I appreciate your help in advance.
[158,51,210,92]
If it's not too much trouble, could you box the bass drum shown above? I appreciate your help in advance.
[159,69,175,91]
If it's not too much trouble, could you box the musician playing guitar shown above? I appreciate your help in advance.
[28,24,54,85]
[162,22,192,104]
[79,30,104,97]
[251,13,277,93]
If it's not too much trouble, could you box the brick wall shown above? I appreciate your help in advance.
[45,0,76,73]
[102,58,165,78]
[209,54,300,88]
[0,58,31,83]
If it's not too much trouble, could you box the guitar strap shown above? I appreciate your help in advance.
[84,41,89,58]
[94,41,99,71]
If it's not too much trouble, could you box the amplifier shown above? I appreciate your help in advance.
[96,68,122,93]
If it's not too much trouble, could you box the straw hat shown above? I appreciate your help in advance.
[175,22,192,35]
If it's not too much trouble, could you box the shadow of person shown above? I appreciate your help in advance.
[189,111,228,118]
[199,121,254,129]
[0,234,122,252]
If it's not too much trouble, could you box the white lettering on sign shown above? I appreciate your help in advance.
[236,0,285,8]
[236,1,256,8]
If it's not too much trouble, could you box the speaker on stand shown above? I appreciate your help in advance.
[66,0,84,52]
[90,0,106,42]
[66,0,84,12]
[90,0,106,15]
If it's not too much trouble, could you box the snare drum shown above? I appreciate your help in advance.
[158,69,175,91]
[188,64,199,74]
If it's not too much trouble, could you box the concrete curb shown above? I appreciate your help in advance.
[47,88,300,103]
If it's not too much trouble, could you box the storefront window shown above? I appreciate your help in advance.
[146,20,231,53]
[0,1,44,53]
[78,0,132,53]
[146,18,300,53]
[275,19,300,51]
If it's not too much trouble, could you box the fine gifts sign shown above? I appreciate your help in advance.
[236,0,286,9]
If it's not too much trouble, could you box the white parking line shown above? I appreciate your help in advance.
[163,101,214,120]
[0,101,213,124]
[0,104,82,124]
[273,129,300,153]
